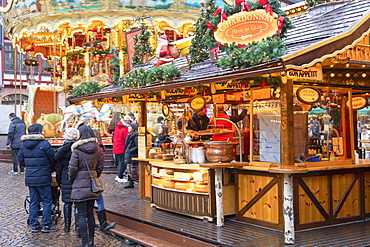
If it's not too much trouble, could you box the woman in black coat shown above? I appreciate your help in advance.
[54,128,79,233]
[123,124,138,188]
[69,125,103,247]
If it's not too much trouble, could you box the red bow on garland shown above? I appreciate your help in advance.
[277,16,286,35]
[240,81,249,91]
[214,8,228,21]
[260,81,268,89]
[210,46,220,59]
[235,0,251,11]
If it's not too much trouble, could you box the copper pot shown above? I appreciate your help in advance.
[204,141,238,163]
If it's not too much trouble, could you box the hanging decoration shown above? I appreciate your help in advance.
[24,59,39,66]
[119,64,181,88]
[70,81,102,96]
[190,0,294,69]
[107,47,121,85]
[132,23,154,66]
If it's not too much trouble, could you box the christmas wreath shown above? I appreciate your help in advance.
[193,0,294,70]
[24,59,39,67]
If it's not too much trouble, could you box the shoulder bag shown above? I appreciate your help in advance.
[82,153,104,193]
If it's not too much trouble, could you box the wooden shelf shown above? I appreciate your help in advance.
[151,184,208,195]
[152,175,208,183]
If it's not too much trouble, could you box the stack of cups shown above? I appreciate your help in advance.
[191,147,205,164]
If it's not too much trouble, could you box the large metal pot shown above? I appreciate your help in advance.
[204,141,238,163]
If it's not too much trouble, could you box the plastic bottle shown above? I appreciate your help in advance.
[330,150,336,161]
[355,150,359,164]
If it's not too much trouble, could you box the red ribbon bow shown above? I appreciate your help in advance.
[214,8,228,21]
[277,16,286,35]
[210,46,220,59]
[265,4,273,15]
[258,0,268,5]
[260,81,268,89]
[240,81,249,91]
[235,0,251,11]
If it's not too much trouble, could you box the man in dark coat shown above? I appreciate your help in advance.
[6,113,26,174]
[18,123,58,233]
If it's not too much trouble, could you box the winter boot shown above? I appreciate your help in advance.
[63,204,72,232]
[124,176,134,188]
[75,212,81,238]
[88,237,94,247]
[96,210,116,233]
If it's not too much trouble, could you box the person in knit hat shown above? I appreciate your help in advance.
[18,123,58,233]
[54,128,79,233]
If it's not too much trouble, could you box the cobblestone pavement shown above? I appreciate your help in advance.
[0,162,134,247]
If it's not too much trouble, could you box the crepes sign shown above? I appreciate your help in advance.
[214,10,278,45]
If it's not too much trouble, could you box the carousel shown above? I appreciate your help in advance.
[0,0,209,136]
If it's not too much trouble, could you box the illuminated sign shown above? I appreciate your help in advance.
[346,96,368,110]
[286,65,323,81]
[214,10,278,45]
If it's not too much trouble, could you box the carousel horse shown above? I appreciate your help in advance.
[58,101,101,132]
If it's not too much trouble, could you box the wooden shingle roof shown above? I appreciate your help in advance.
[68,0,370,103]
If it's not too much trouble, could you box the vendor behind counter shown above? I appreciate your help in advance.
[210,105,248,142]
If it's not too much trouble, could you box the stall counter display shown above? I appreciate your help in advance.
[150,161,236,220]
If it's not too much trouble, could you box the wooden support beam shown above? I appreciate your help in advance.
[280,78,294,167]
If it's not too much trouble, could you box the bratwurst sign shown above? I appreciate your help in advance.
[214,10,278,45]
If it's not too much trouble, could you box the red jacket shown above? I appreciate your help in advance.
[211,112,233,142]
[112,122,128,154]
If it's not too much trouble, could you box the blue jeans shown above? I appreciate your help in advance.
[95,193,105,211]
[28,186,52,227]
[116,153,126,179]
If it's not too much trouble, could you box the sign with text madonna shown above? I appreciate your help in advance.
[214,10,278,45]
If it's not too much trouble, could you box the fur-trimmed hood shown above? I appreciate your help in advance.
[20,134,46,149]
[21,134,45,142]
[71,137,97,153]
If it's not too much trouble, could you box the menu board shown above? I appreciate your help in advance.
[138,135,147,159]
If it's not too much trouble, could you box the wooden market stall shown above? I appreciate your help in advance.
[66,0,370,244]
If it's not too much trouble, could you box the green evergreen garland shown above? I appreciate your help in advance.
[119,64,181,88]
[189,0,219,65]
[108,47,121,85]
[70,81,101,96]
[132,23,154,66]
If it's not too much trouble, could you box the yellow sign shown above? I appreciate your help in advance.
[213,81,249,91]
[214,10,278,45]
[127,94,157,101]
[286,65,323,81]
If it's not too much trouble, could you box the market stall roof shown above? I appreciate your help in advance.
[68,0,370,104]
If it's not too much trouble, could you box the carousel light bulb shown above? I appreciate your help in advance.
[362,73,367,77]
[330,64,334,67]
[345,73,350,77]
[345,63,349,67]
[330,72,335,77]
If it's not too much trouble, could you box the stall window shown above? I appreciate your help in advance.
[251,99,281,163]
